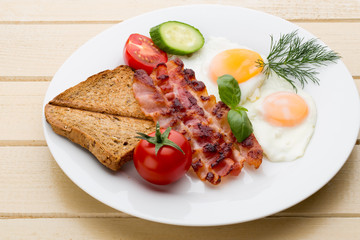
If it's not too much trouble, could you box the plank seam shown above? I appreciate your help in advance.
[0,213,132,219]
[0,76,52,82]
[291,19,360,23]
[0,140,47,147]
[0,19,359,25]
[0,21,121,24]
[273,213,360,218]
[1,214,360,219]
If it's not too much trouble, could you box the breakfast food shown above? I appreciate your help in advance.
[243,75,317,162]
[178,37,266,104]
[45,65,155,171]
[45,104,154,170]
[49,65,150,120]
[216,74,254,143]
[124,34,168,75]
[175,32,339,162]
[134,122,192,185]
[150,21,205,55]
[133,58,263,185]
[45,19,340,185]
[178,36,316,162]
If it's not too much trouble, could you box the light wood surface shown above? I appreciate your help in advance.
[0,22,359,78]
[1,0,359,239]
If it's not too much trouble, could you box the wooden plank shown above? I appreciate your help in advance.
[0,24,110,79]
[356,78,360,140]
[0,22,359,78]
[0,146,119,215]
[297,22,360,78]
[0,146,359,216]
[0,82,48,143]
[0,0,359,22]
[1,217,360,240]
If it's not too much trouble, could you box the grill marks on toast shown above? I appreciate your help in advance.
[45,65,155,171]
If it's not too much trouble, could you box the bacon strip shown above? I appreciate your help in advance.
[133,58,262,184]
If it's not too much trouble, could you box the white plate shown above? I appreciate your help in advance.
[43,4,360,226]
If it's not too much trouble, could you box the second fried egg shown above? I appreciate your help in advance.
[243,74,317,162]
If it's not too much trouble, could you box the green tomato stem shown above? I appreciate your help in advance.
[136,121,185,156]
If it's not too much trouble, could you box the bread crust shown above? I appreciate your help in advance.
[45,65,155,171]
[49,65,151,120]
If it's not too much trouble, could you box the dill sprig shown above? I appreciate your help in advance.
[256,30,340,89]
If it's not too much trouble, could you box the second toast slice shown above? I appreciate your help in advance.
[45,104,154,171]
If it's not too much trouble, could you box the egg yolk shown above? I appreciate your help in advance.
[209,48,263,84]
[263,92,309,127]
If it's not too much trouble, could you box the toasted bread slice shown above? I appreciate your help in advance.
[49,65,150,120]
[45,104,154,171]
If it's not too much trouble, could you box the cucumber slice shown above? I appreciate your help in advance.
[150,21,205,55]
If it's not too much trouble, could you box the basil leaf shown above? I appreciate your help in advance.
[234,106,248,112]
[217,74,241,108]
[217,75,253,143]
[227,109,253,142]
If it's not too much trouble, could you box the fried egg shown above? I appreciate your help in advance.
[243,75,317,162]
[177,37,266,104]
[178,36,317,162]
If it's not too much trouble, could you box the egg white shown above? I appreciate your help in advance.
[176,36,317,162]
[177,36,266,104]
[243,74,317,162]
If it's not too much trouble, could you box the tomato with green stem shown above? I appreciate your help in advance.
[134,122,192,185]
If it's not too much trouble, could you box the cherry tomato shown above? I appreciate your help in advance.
[133,128,192,185]
[124,33,168,74]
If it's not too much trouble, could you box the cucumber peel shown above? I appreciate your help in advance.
[150,21,205,55]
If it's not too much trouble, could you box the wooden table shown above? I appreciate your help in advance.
[1,0,359,239]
